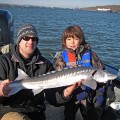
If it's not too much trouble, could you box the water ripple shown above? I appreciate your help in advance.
[1,6,120,69]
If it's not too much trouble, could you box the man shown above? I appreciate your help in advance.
[0,24,82,120]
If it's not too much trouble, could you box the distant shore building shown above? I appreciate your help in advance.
[97,8,112,12]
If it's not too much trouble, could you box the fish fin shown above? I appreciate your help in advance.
[82,77,97,90]
[81,84,86,90]
[32,88,44,95]
[16,68,29,80]
[8,87,23,96]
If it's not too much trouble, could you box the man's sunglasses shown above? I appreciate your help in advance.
[22,36,38,41]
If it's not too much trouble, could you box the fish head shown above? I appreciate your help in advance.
[92,70,117,83]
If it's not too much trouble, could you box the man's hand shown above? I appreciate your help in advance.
[0,79,11,97]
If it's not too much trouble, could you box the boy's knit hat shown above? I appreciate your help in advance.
[16,24,38,44]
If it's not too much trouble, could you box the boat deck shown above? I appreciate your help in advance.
[45,101,120,120]
[45,102,82,120]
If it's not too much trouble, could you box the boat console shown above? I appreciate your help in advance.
[0,9,14,46]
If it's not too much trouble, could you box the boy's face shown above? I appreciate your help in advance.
[65,36,80,50]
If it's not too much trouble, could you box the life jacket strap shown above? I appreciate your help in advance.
[66,62,77,67]
[81,60,91,63]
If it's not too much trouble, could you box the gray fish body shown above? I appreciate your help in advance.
[8,67,117,96]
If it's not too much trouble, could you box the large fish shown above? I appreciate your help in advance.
[7,67,117,96]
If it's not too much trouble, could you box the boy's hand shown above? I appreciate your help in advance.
[63,80,83,98]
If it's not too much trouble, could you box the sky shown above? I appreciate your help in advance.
[0,0,120,8]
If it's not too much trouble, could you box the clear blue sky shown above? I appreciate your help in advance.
[0,0,120,8]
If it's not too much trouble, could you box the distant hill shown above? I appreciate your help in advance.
[0,3,40,8]
[0,3,120,12]
[80,5,120,13]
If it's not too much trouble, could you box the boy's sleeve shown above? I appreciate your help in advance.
[91,51,105,70]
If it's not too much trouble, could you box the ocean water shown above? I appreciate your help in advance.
[1,6,120,69]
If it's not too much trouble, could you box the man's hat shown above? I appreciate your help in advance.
[17,24,38,44]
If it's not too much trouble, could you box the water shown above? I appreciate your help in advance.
[1,6,120,69]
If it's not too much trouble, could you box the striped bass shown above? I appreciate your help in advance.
[7,67,117,96]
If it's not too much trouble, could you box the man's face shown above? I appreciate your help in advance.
[18,35,38,58]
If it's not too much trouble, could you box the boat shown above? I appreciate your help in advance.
[0,9,14,46]
[97,8,112,12]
